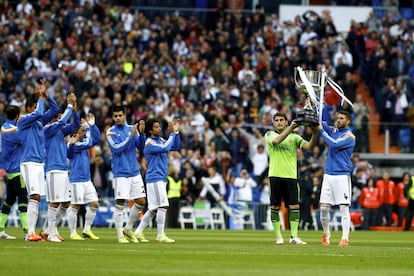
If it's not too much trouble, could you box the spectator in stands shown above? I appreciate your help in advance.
[351,167,367,209]
[359,177,380,230]
[167,167,183,228]
[299,23,318,48]
[209,127,230,153]
[385,78,409,147]
[249,143,268,186]
[390,48,410,79]
[376,170,396,226]
[198,166,226,208]
[353,94,370,153]
[333,43,353,69]
[335,57,352,83]
[395,172,410,227]
[228,128,248,175]
[404,173,414,231]
[297,148,314,230]
[365,11,381,33]
[90,145,110,199]
[232,169,257,230]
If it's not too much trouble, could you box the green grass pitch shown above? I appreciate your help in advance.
[1,228,413,275]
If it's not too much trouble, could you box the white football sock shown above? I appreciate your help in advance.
[125,203,143,231]
[156,208,167,238]
[68,207,79,235]
[84,206,97,233]
[134,209,155,235]
[340,205,350,241]
[320,205,331,235]
[27,199,39,233]
[114,204,124,238]
[46,207,58,236]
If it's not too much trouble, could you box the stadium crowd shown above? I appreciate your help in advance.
[0,0,413,232]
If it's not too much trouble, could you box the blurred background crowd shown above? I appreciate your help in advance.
[0,0,414,230]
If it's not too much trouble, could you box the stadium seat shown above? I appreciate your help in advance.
[241,209,256,230]
[210,207,226,229]
[178,206,197,229]
[194,200,212,229]
[400,8,414,20]
[399,128,411,153]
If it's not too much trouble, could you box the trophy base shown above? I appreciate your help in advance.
[296,109,319,127]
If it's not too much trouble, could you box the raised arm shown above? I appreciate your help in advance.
[42,96,60,125]
[144,134,176,154]
[301,128,320,151]
[319,128,355,149]
[106,126,135,154]
[135,120,146,151]
[62,111,81,136]
[91,124,101,146]
[18,99,44,129]
[266,120,298,145]
[170,119,181,151]
[67,133,80,160]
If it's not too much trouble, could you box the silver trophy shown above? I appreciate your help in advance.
[294,67,324,127]
[294,66,354,127]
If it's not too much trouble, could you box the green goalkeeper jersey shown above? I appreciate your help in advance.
[264,130,304,179]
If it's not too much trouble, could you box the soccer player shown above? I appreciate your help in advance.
[18,84,60,241]
[264,112,318,245]
[41,93,79,242]
[67,114,101,240]
[106,105,146,244]
[0,105,28,239]
[134,118,181,243]
[315,110,356,246]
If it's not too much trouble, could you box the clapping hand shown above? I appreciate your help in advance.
[70,133,80,145]
[35,80,47,99]
[138,120,145,134]
[67,93,77,108]
[172,118,181,133]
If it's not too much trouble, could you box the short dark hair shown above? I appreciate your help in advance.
[145,118,160,137]
[6,105,20,120]
[25,94,38,110]
[337,110,351,121]
[273,112,288,121]
[111,105,125,115]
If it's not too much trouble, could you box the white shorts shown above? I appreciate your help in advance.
[113,174,146,200]
[46,170,71,203]
[319,174,352,206]
[146,181,169,210]
[21,162,46,196]
[70,181,99,205]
